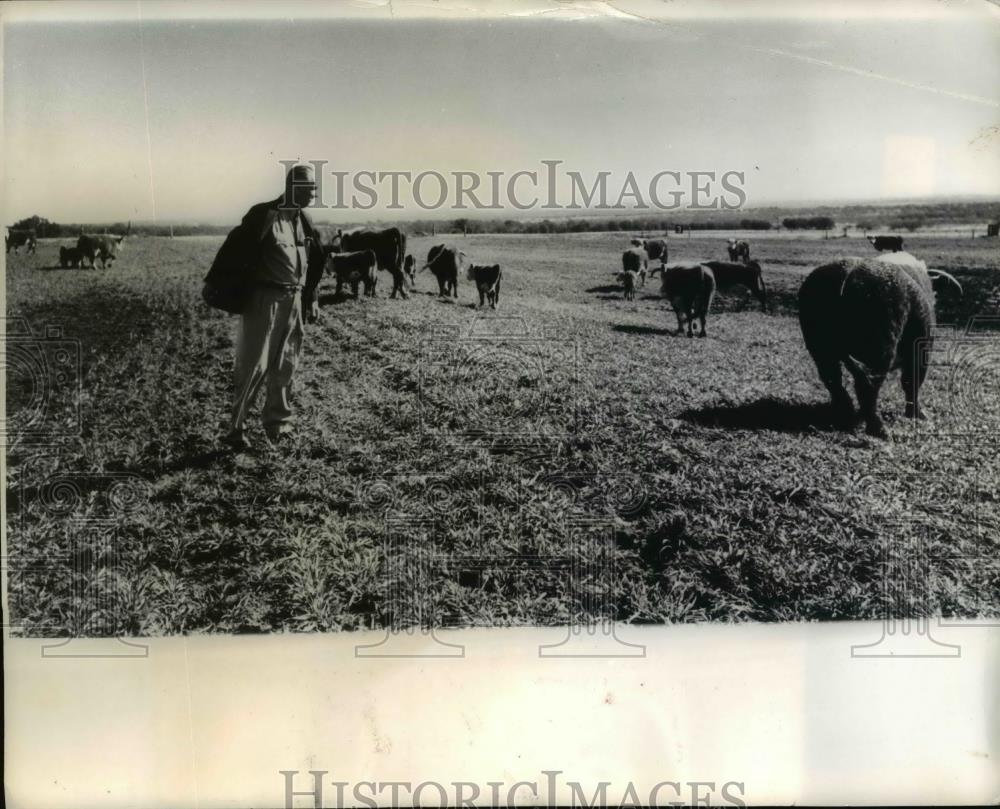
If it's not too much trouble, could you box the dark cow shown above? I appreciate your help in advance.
[701,260,768,311]
[77,233,126,268]
[467,264,502,309]
[59,246,85,269]
[331,227,408,299]
[622,247,647,287]
[422,245,464,298]
[867,235,904,253]
[640,238,668,266]
[403,254,416,287]
[6,228,37,254]
[727,239,750,263]
[650,263,717,338]
[326,249,377,298]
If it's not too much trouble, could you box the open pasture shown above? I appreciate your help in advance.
[5,232,999,634]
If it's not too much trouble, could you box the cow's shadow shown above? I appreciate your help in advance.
[586,284,623,294]
[613,324,673,336]
[678,397,841,433]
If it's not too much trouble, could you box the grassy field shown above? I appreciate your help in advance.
[5,231,999,635]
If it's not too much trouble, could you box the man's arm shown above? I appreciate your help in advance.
[300,212,325,322]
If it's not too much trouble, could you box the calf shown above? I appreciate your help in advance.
[617,269,638,301]
[726,239,750,263]
[422,245,464,298]
[650,263,717,337]
[59,246,85,269]
[467,263,502,309]
[701,260,768,311]
[326,249,377,298]
[622,247,647,288]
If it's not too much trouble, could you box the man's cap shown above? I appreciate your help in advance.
[285,164,317,187]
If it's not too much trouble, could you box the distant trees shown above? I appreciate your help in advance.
[782,215,835,231]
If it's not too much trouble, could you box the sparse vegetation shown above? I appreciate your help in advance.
[5,231,999,635]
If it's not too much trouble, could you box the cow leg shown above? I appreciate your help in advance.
[812,356,855,428]
[352,280,359,299]
[901,338,930,420]
[336,279,343,297]
[845,359,886,438]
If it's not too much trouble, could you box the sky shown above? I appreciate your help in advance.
[2,0,998,224]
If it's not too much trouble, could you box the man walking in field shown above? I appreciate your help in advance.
[221,164,326,450]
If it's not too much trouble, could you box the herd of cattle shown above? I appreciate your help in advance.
[12,222,961,438]
[6,226,129,268]
[322,227,503,309]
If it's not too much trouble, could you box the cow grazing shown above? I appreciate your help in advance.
[622,247,648,288]
[650,263,717,337]
[77,233,126,268]
[422,245,465,298]
[6,228,37,254]
[331,227,408,299]
[326,249,377,299]
[726,239,750,263]
[867,235,904,253]
[59,246,85,269]
[701,260,768,311]
[799,251,962,438]
[467,264,502,309]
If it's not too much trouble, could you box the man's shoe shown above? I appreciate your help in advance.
[264,426,293,444]
[221,429,251,451]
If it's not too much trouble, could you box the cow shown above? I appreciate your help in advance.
[422,245,465,298]
[403,254,416,288]
[59,246,85,269]
[727,239,750,263]
[467,263,502,309]
[867,235,904,253]
[622,247,648,288]
[6,228,37,254]
[649,263,717,337]
[640,238,668,267]
[701,260,768,311]
[331,227,408,299]
[77,232,127,268]
[326,249,377,299]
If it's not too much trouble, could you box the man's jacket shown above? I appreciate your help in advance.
[203,196,326,317]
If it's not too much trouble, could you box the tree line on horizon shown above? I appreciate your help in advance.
[10,200,998,240]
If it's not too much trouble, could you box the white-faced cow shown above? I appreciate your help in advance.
[330,227,408,299]
[867,235,904,253]
[326,249,377,299]
[727,239,750,263]
[701,260,768,311]
[422,245,465,298]
[622,247,647,288]
[6,228,37,254]
[467,263,502,309]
